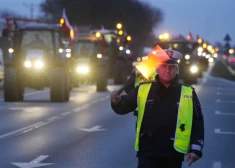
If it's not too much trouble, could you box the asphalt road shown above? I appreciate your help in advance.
[0,73,234,168]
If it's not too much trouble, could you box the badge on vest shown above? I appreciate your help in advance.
[184,95,192,99]
[180,124,185,131]
[140,75,156,82]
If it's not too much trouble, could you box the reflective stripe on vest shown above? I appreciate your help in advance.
[174,86,193,154]
[135,83,152,151]
[135,83,193,154]
[134,71,157,112]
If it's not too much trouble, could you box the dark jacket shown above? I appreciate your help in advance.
[111,75,204,159]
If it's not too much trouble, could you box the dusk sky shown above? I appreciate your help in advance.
[140,0,235,45]
[0,0,234,45]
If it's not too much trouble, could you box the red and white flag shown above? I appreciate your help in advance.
[62,9,73,30]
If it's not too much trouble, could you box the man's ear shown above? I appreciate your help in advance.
[156,68,159,74]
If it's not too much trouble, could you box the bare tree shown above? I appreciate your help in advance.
[40,0,163,56]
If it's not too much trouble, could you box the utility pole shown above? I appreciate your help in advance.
[22,2,34,19]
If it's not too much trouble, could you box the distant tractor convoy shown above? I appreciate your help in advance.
[1,16,133,102]
[0,15,215,102]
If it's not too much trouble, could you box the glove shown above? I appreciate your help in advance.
[110,90,122,105]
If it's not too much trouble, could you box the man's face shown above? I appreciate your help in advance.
[157,63,178,84]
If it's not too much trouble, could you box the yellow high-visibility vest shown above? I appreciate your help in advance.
[134,71,157,112]
[135,83,193,154]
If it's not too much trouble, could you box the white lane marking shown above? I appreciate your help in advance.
[99,97,106,101]
[71,96,109,113]
[69,97,76,100]
[0,95,110,140]
[217,87,235,91]
[216,92,235,95]
[79,104,91,110]
[105,95,110,99]
[61,111,71,116]
[47,116,59,122]
[8,108,24,110]
[0,122,44,139]
[0,89,49,102]
[92,100,100,104]
[12,155,54,168]
[215,111,235,116]
[216,99,235,103]
[214,128,235,135]
[79,125,107,132]
[213,162,222,168]
[208,74,235,85]
[72,107,81,113]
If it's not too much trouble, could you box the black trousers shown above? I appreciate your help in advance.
[137,156,182,168]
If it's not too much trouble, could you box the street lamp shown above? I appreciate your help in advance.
[116,23,122,29]
[198,38,202,44]
[127,35,132,41]
[211,48,215,54]
[229,49,234,54]
[202,43,207,49]
[207,45,212,51]
[118,30,123,35]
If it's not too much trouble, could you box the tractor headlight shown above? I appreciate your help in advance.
[126,49,131,54]
[185,54,190,60]
[34,60,44,69]
[190,65,198,73]
[24,61,32,68]
[8,48,14,53]
[76,66,89,74]
[66,49,71,53]
[97,54,102,58]
[66,53,71,58]
[59,48,63,53]
[208,57,214,63]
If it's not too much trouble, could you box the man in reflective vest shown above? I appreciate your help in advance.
[110,49,204,168]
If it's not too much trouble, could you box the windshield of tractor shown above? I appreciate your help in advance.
[20,30,53,50]
[73,41,98,58]
[18,30,57,59]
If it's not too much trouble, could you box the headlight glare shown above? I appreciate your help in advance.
[76,66,89,74]
[35,60,44,69]
[208,57,214,63]
[97,54,102,58]
[24,61,32,68]
[185,55,190,60]
[8,48,14,53]
[66,53,71,58]
[190,65,198,73]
